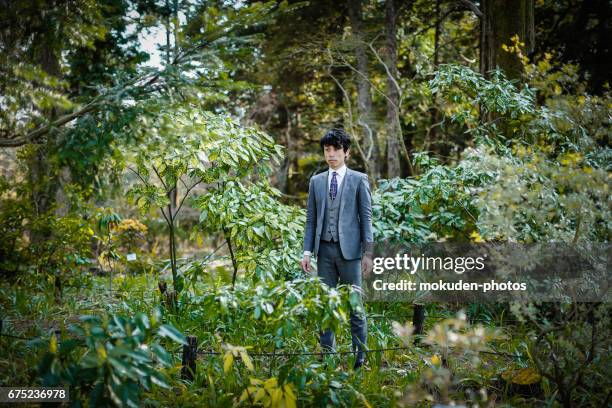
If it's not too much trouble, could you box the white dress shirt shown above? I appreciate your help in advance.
[304,164,347,257]
[327,164,347,193]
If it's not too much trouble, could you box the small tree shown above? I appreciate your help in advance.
[127,106,282,293]
[96,208,122,291]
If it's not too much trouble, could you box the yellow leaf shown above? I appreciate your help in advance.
[96,344,107,361]
[254,388,266,403]
[283,384,296,400]
[284,384,297,408]
[223,352,234,373]
[503,367,542,385]
[239,387,256,403]
[271,388,283,407]
[263,377,278,392]
[49,335,58,354]
[470,231,484,243]
[240,350,254,371]
[431,354,441,367]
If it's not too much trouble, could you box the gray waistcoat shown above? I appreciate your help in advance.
[321,173,347,242]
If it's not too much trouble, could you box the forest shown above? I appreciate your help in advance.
[0,0,610,407]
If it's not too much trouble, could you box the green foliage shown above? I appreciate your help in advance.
[193,180,305,282]
[95,208,122,285]
[154,277,373,406]
[125,105,284,292]
[373,153,490,244]
[464,145,609,242]
[1,3,609,407]
[176,278,353,351]
[283,365,371,408]
[126,107,281,213]
[0,176,95,279]
[37,308,185,407]
[97,208,122,232]
[512,303,612,408]
[27,213,94,283]
[426,62,611,407]
[430,64,537,126]
[0,178,29,276]
[429,64,610,242]
[0,62,74,136]
[0,0,108,139]
[393,313,504,406]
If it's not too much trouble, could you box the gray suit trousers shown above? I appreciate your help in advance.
[317,240,367,362]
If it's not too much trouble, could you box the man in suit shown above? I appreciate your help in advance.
[301,128,374,369]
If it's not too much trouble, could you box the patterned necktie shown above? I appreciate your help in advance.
[330,171,338,201]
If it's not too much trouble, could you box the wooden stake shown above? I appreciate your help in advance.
[181,335,198,381]
[166,290,178,312]
[158,281,167,295]
[413,304,425,344]
[54,275,62,304]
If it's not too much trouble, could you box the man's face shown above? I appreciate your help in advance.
[323,144,348,170]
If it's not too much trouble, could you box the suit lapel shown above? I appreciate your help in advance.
[318,170,328,219]
[340,168,351,215]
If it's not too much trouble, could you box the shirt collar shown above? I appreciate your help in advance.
[328,164,347,178]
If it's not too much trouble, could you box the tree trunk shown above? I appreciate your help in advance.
[28,25,62,244]
[288,110,301,195]
[166,0,179,213]
[480,0,535,80]
[427,0,442,154]
[277,105,292,193]
[348,0,381,180]
[384,0,401,178]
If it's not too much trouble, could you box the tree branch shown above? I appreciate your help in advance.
[0,102,99,147]
[151,164,169,191]
[0,3,286,148]
[173,178,203,219]
[127,166,172,226]
[456,0,482,17]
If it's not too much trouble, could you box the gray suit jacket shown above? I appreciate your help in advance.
[303,167,374,260]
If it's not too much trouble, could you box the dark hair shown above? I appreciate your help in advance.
[320,128,351,152]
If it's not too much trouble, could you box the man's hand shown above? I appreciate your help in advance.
[301,254,312,273]
[361,253,373,278]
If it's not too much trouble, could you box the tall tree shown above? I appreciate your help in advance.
[348,0,381,180]
[29,8,62,223]
[238,0,349,192]
[384,0,401,178]
[480,0,535,79]
[427,0,442,157]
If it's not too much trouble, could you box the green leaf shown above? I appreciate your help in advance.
[151,343,173,367]
[150,370,171,389]
[158,324,187,345]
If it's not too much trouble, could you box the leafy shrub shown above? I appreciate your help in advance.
[37,308,186,407]
[373,152,491,244]
[193,180,305,283]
